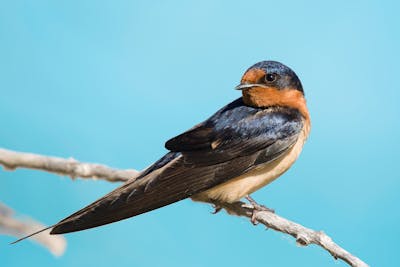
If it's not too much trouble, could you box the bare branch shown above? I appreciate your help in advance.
[0,147,368,266]
[0,148,138,182]
[0,203,66,256]
[215,201,368,267]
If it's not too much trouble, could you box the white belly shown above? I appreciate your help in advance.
[192,124,309,203]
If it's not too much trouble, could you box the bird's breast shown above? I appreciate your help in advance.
[192,121,310,203]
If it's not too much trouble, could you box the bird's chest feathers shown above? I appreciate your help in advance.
[192,123,309,203]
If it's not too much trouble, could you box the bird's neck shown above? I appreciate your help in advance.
[242,87,310,123]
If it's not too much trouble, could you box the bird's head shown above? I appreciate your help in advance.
[236,61,307,114]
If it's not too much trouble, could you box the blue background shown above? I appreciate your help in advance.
[1,1,398,266]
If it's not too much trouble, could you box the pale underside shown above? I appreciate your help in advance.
[192,122,310,203]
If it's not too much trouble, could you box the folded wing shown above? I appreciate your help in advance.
[50,98,303,234]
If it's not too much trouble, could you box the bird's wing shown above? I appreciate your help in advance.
[165,98,304,165]
[48,98,303,235]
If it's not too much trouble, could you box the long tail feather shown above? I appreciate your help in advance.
[10,225,54,245]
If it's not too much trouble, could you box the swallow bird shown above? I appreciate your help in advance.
[15,60,310,241]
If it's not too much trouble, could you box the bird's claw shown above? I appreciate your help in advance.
[211,204,222,214]
[245,195,274,225]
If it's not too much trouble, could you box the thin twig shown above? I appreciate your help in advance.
[0,147,368,266]
[215,201,368,267]
[0,203,66,256]
[0,148,138,182]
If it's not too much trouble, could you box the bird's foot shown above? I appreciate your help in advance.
[245,195,274,225]
[211,204,222,214]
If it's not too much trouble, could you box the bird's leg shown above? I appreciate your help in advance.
[245,195,274,225]
[211,203,222,214]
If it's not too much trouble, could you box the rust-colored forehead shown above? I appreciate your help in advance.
[240,68,266,84]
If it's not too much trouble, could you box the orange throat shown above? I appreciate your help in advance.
[242,87,310,122]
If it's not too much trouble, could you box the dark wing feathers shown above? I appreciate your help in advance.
[51,152,258,234]
[167,98,303,165]
[50,98,303,234]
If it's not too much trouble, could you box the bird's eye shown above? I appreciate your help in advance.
[265,73,277,83]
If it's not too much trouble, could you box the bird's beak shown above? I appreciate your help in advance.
[235,83,268,90]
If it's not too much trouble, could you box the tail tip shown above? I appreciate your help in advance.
[10,225,54,245]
